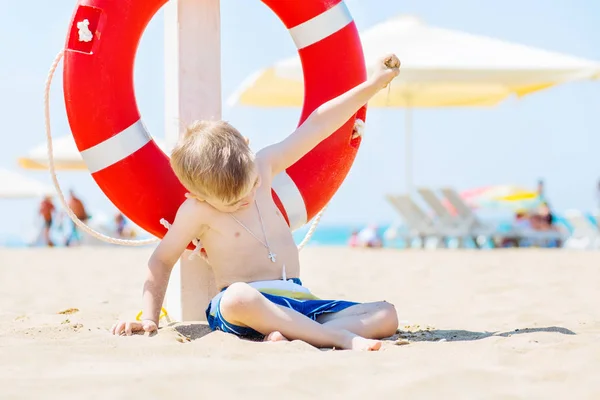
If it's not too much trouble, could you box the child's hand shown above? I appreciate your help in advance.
[371,54,400,89]
[110,319,158,336]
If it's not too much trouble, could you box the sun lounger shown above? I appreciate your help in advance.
[440,187,498,240]
[385,194,444,248]
[563,210,600,250]
[417,188,474,247]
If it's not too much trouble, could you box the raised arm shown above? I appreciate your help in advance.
[259,54,400,176]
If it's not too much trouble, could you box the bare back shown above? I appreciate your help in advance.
[68,197,87,220]
[40,200,54,221]
[187,159,299,290]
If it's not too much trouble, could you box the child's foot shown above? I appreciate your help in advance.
[264,331,288,343]
[350,336,382,351]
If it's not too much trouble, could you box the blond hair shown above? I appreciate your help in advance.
[170,120,255,203]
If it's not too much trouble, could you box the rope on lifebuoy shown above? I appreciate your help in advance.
[45,50,160,246]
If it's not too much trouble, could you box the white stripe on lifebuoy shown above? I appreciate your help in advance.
[289,1,353,50]
[272,171,307,230]
[80,119,151,173]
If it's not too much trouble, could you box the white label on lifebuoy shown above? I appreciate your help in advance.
[80,119,152,173]
[77,19,93,42]
[352,118,365,138]
[272,171,307,231]
[289,1,353,50]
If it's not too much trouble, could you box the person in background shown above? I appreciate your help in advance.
[537,179,546,202]
[533,179,557,231]
[38,196,56,247]
[64,189,89,246]
[515,209,530,227]
[358,225,383,248]
[529,201,562,248]
[115,212,127,237]
[348,230,360,247]
[537,202,555,228]
[114,212,137,238]
[502,209,530,247]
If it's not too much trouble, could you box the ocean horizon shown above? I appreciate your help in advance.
[1,214,591,249]
[0,223,378,248]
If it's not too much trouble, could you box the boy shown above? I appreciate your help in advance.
[111,54,401,351]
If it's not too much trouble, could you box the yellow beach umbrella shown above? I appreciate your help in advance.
[19,135,168,171]
[496,191,539,202]
[228,15,600,190]
[19,135,86,171]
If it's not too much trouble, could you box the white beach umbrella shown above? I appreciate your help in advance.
[228,15,600,190]
[0,168,54,199]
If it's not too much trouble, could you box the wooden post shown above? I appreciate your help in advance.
[163,0,220,322]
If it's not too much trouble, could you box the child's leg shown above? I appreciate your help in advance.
[219,282,381,351]
[317,302,399,339]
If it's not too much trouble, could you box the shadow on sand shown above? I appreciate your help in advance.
[388,326,576,343]
[167,322,576,346]
[171,323,212,341]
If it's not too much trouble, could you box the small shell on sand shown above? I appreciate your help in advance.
[57,308,80,315]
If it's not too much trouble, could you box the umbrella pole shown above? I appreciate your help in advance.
[405,106,413,194]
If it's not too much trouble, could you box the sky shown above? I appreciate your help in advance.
[1,0,599,240]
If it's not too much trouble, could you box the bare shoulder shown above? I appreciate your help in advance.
[255,154,275,187]
[254,149,270,169]
[150,197,212,266]
[177,197,205,214]
[173,198,213,234]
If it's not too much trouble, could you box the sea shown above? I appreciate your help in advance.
[0,223,366,248]
[1,214,590,249]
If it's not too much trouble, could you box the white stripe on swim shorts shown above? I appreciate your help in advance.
[80,119,152,173]
[288,1,353,50]
[272,171,307,231]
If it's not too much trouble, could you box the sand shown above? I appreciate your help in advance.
[1,247,599,399]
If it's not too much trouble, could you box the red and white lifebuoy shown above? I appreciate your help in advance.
[63,0,367,249]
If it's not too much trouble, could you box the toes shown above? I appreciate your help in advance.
[368,340,382,351]
[264,331,288,342]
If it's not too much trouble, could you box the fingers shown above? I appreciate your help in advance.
[111,321,126,335]
[383,54,400,69]
[110,321,147,336]
[376,54,400,88]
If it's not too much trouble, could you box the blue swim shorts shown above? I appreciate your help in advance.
[205,278,359,338]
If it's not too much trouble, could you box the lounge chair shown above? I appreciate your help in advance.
[440,187,498,245]
[417,188,473,247]
[563,210,600,250]
[385,194,444,248]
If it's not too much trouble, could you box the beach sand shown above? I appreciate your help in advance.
[1,247,599,399]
